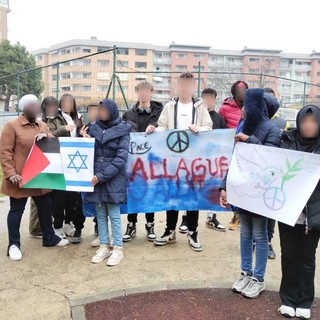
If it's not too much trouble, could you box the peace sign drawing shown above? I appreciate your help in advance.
[263,187,286,211]
[166,131,190,153]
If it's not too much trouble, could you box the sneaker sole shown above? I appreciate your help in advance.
[123,233,136,242]
[232,287,243,293]
[205,224,227,232]
[179,230,188,234]
[190,246,203,252]
[228,227,240,231]
[91,255,111,264]
[154,239,176,246]
[241,288,265,299]
[71,239,82,244]
[147,237,156,242]
[107,258,124,267]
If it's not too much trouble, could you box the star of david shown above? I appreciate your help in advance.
[67,150,88,173]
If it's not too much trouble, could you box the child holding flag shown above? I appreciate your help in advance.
[82,99,131,266]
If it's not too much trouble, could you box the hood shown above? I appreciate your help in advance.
[296,104,320,135]
[221,97,241,109]
[242,89,280,135]
[97,99,120,128]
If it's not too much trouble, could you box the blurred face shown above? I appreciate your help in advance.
[87,107,98,122]
[177,78,195,100]
[202,94,216,111]
[300,114,319,138]
[23,102,41,119]
[234,86,247,104]
[137,86,152,104]
[98,106,110,121]
[45,103,58,117]
[60,96,74,113]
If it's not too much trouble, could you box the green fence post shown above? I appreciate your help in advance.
[16,72,20,114]
[55,62,60,100]
[197,61,201,98]
[302,81,306,107]
[259,72,263,88]
[112,45,116,101]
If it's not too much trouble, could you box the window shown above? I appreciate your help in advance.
[60,73,71,79]
[135,62,147,69]
[194,54,204,59]
[60,86,71,92]
[82,48,91,53]
[36,55,42,61]
[83,85,91,91]
[177,53,187,59]
[176,65,187,72]
[249,57,260,62]
[135,49,147,56]
[135,76,147,81]
[317,72,320,77]
[249,68,259,73]
[72,59,91,66]
[72,47,81,53]
[117,48,129,55]
[97,46,110,52]
[72,72,91,79]
[83,72,91,78]
[97,85,108,92]
[97,60,110,67]
[266,58,275,63]
[193,66,204,72]
[117,60,128,67]
[117,73,128,81]
[265,69,275,75]
[97,72,110,80]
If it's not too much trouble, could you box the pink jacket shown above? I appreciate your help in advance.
[218,98,241,129]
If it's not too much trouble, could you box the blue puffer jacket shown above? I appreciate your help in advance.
[85,100,131,205]
[242,88,281,147]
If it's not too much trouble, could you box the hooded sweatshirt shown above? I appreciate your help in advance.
[242,88,281,147]
[281,105,320,231]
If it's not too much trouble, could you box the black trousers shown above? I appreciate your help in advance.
[52,190,85,231]
[279,222,320,309]
[8,194,61,249]
[127,212,155,224]
[268,219,276,242]
[166,210,199,232]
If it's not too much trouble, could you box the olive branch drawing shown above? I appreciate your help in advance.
[280,159,303,190]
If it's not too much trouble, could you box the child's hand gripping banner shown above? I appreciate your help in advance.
[122,129,235,213]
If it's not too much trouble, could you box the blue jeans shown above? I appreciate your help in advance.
[95,203,122,247]
[239,212,268,281]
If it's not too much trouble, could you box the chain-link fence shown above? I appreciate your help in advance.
[1,46,320,130]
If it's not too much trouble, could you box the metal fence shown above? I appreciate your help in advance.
[1,46,320,130]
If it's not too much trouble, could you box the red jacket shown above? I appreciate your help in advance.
[218,98,241,129]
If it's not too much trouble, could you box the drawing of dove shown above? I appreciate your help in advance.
[232,145,281,198]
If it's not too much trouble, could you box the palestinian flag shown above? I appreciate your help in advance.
[21,137,95,192]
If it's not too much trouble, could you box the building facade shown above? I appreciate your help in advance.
[0,0,9,41]
[33,38,320,107]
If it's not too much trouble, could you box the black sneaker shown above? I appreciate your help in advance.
[205,215,226,232]
[145,223,156,242]
[179,215,188,234]
[123,223,136,242]
[268,244,276,259]
[71,230,82,244]
[187,231,202,252]
[154,229,176,246]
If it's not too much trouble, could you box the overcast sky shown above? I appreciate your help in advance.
[8,0,320,54]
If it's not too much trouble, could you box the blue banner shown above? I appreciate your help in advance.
[121,129,235,213]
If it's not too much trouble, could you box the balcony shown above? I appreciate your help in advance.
[154,58,171,64]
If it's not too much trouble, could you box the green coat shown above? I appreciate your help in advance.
[45,114,70,137]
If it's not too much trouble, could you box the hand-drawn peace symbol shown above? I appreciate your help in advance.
[263,187,286,211]
[166,131,189,153]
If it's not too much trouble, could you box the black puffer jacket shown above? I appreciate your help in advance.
[281,105,320,231]
[122,101,163,132]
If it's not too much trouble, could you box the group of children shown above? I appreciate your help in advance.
[1,72,319,319]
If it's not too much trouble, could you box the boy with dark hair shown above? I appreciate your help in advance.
[147,72,212,252]
[122,80,163,242]
[200,88,227,231]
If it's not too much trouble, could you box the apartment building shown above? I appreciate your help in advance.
[33,38,320,107]
[0,0,9,41]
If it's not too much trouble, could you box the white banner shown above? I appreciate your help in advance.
[227,142,320,226]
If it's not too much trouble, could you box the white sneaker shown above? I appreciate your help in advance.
[232,272,252,293]
[107,246,124,266]
[241,277,265,298]
[56,238,69,246]
[54,228,66,239]
[187,231,202,252]
[63,222,75,237]
[296,308,311,319]
[8,245,22,261]
[91,246,111,264]
[91,238,100,247]
[278,305,295,318]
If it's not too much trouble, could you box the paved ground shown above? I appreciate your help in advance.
[0,197,319,320]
